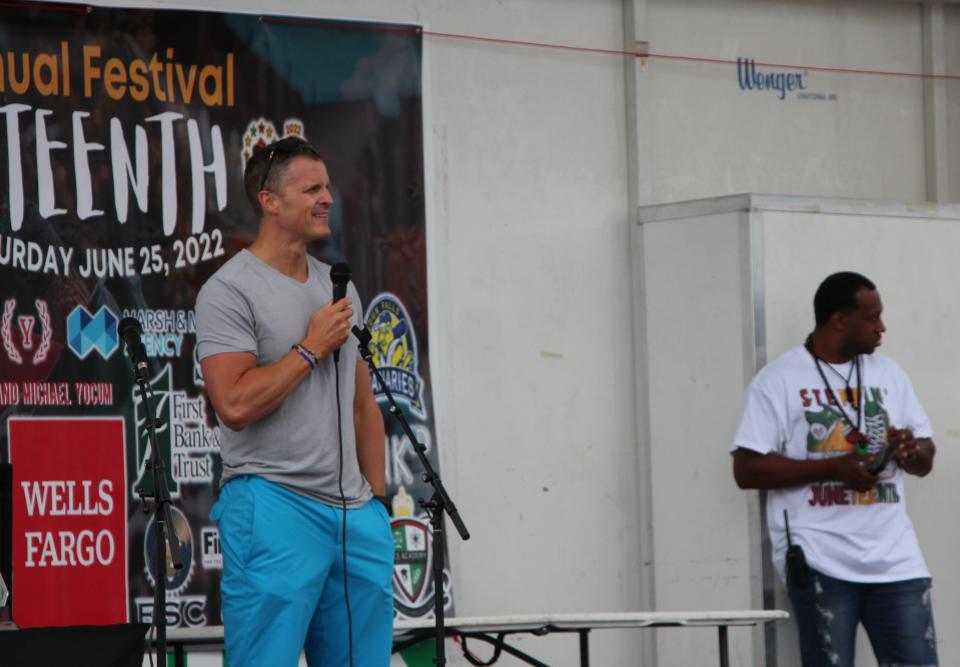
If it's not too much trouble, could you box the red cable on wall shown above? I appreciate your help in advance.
[261,16,960,82]
[4,4,958,81]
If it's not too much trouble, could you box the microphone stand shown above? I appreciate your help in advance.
[128,365,183,662]
[352,326,469,666]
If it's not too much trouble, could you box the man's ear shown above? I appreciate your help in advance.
[829,311,847,332]
[258,190,278,215]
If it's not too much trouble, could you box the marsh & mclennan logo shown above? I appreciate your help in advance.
[66,305,118,360]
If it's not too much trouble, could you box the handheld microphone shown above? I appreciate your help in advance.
[330,263,351,363]
[118,317,149,382]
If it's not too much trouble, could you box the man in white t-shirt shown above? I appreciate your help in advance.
[732,272,938,667]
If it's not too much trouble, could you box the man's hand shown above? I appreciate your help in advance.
[733,449,879,490]
[890,426,935,476]
[830,453,880,492]
[303,298,353,358]
[890,426,916,465]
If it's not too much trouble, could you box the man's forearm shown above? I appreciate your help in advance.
[355,396,386,495]
[733,450,842,489]
[733,448,883,493]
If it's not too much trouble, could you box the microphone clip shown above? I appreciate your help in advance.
[351,325,373,362]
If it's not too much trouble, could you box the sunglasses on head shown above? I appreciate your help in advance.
[257,138,308,193]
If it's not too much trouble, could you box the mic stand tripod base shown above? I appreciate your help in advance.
[130,376,183,664]
[421,493,449,666]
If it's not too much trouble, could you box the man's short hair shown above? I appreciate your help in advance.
[814,271,877,327]
[244,137,324,217]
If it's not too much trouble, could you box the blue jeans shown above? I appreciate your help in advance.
[211,476,395,667]
[788,567,938,667]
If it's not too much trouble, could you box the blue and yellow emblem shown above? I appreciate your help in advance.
[364,293,426,418]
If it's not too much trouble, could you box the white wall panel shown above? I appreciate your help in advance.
[43,1,960,665]
[54,1,638,665]
[645,0,928,204]
[641,211,759,666]
[946,5,960,202]
[761,204,960,667]
[637,194,960,667]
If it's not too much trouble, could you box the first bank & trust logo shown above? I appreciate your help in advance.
[131,364,221,502]
[66,304,119,360]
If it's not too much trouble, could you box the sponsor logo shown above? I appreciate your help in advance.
[66,305,119,360]
[393,517,430,605]
[736,58,808,100]
[144,505,194,595]
[241,117,305,167]
[134,595,207,628]
[364,294,426,418]
[200,526,221,570]
[389,487,452,619]
[8,417,128,627]
[74,382,114,406]
[1,299,52,365]
[385,424,433,488]
[120,308,196,360]
[131,365,221,500]
[193,345,204,386]
[0,381,113,407]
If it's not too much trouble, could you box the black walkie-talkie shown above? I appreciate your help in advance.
[784,510,809,590]
[865,443,896,474]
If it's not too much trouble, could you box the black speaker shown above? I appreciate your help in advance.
[0,463,10,612]
[0,623,149,667]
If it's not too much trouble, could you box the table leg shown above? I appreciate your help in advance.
[718,625,729,667]
[579,629,590,667]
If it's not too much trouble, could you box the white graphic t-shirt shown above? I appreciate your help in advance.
[732,346,933,584]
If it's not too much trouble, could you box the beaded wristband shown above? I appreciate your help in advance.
[298,343,321,364]
[292,345,316,370]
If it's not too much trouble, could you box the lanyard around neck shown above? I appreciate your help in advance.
[804,335,867,449]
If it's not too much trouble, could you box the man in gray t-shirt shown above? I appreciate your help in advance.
[195,137,393,667]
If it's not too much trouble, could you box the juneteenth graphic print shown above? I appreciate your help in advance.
[0,4,448,632]
[801,385,901,509]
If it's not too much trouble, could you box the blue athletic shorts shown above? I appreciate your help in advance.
[210,475,394,666]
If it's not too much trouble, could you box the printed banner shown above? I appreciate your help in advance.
[0,2,449,633]
[8,417,127,627]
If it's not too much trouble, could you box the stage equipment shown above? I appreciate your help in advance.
[118,317,182,663]
[353,325,470,666]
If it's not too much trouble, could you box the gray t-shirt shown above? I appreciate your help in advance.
[195,249,372,507]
